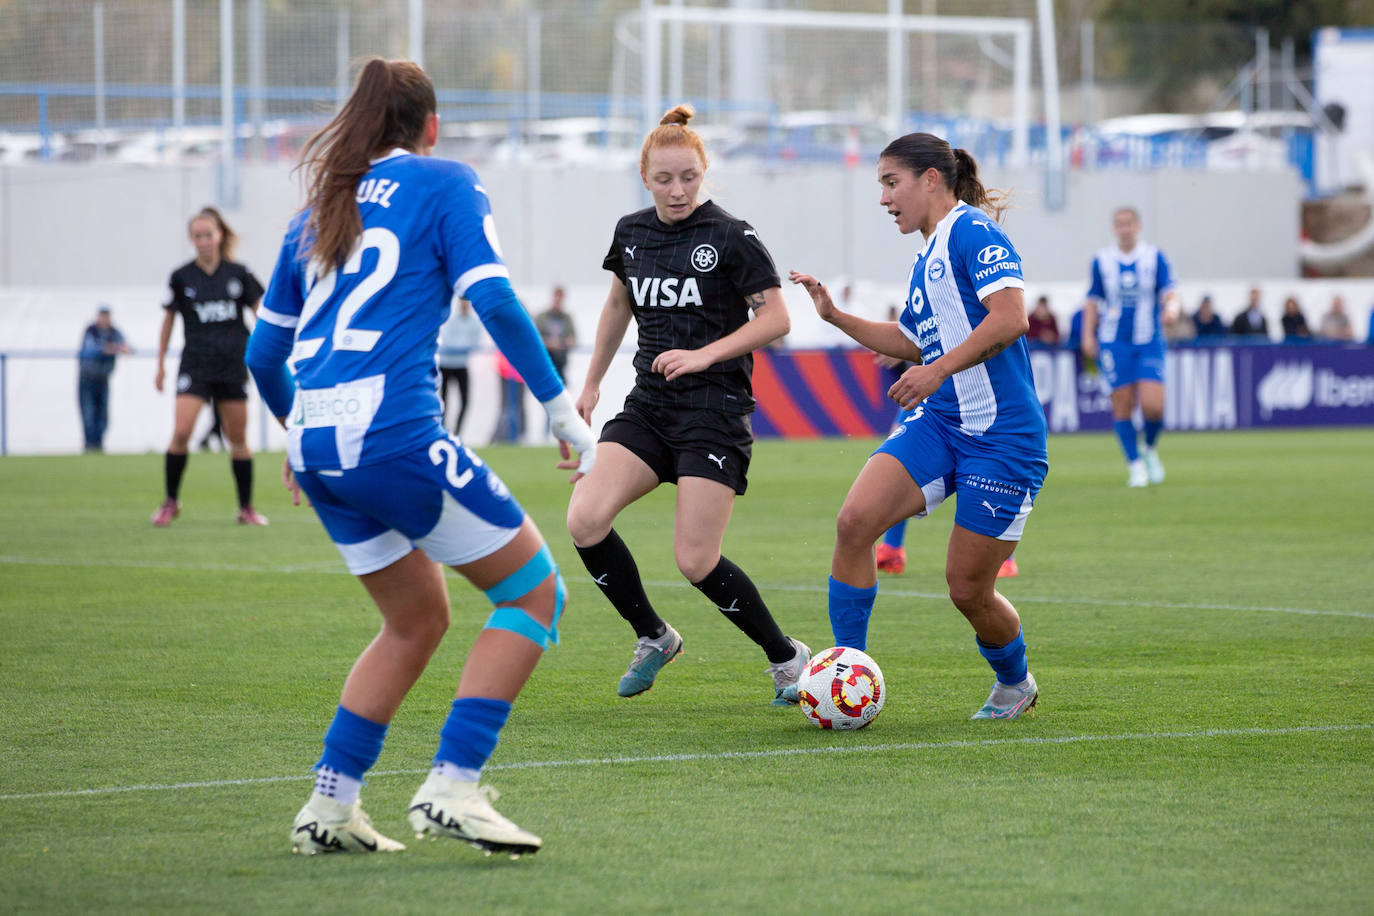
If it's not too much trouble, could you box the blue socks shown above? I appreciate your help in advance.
[1113,419,1140,462]
[435,697,512,771]
[828,576,878,651]
[1143,417,1163,449]
[977,631,1029,686]
[882,520,907,548]
[316,705,388,780]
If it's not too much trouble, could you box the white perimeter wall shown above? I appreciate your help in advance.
[3,275,1371,457]
[0,159,1304,288]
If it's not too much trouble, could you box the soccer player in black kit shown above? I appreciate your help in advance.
[151,207,268,526]
[565,105,811,704]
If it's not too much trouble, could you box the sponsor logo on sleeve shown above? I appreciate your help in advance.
[977,244,1009,265]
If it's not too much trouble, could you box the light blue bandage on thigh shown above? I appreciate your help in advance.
[482,544,565,650]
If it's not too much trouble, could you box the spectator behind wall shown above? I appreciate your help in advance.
[1164,304,1196,344]
[1317,295,1354,342]
[534,285,577,383]
[1193,295,1227,339]
[1026,295,1060,347]
[1231,287,1270,339]
[77,304,132,452]
[1280,296,1311,342]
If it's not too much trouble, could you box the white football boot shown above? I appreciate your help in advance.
[1126,458,1148,488]
[1143,448,1166,485]
[407,773,542,857]
[971,673,1039,720]
[291,793,405,855]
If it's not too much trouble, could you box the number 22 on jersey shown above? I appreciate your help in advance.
[290,227,400,369]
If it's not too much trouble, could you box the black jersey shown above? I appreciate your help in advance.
[164,259,264,382]
[603,200,780,414]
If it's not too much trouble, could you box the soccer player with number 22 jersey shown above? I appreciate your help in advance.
[245,58,595,858]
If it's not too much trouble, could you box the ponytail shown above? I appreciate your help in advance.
[880,133,1010,222]
[297,57,436,271]
[950,147,1009,221]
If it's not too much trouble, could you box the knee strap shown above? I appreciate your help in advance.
[482,545,565,649]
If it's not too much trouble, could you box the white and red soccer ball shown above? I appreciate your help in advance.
[798,646,885,730]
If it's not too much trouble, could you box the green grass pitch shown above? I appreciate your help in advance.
[2,429,1372,913]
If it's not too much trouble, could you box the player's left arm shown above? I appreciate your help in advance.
[245,238,304,422]
[1157,250,1181,322]
[652,287,790,381]
[887,287,1027,410]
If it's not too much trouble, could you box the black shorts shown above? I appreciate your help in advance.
[175,370,248,402]
[600,397,753,495]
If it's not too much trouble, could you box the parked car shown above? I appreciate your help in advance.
[486,117,642,169]
[718,111,890,164]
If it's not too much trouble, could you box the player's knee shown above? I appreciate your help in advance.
[384,605,450,647]
[482,545,565,650]
[945,572,988,615]
[835,502,882,552]
[566,498,612,548]
[674,548,717,584]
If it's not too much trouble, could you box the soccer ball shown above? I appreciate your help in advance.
[797,646,885,730]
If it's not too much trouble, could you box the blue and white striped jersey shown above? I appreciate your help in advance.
[1086,243,1175,346]
[896,202,1044,439]
[256,151,517,471]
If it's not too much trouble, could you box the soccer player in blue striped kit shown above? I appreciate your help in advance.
[245,58,595,857]
[791,133,1047,719]
[1080,206,1181,487]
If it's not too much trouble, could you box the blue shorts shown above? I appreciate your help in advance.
[873,407,1047,541]
[1098,340,1166,389]
[295,434,526,575]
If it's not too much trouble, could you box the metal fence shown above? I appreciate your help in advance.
[0,2,1325,194]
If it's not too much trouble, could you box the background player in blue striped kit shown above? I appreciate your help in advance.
[245,58,595,857]
[791,132,1047,719]
[1080,206,1181,487]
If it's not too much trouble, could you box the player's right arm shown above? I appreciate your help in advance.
[1081,257,1103,362]
[788,271,921,363]
[576,276,634,423]
[154,309,175,392]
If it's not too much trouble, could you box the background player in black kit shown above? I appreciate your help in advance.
[564,105,811,704]
[151,207,268,527]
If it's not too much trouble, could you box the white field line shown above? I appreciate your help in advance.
[0,723,1369,803]
[2,554,1370,621]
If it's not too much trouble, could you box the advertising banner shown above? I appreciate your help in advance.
[753,344,1374,439]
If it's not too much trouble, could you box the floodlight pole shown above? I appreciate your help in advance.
[249,0,265,160]
[887,0,905,137]
[1037,0,1064,208]
[94,2,106,158]
[173,0,185,155]
[410,0,424,70]
[219,0,237,207]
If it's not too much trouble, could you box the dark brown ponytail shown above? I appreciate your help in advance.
[297,58,436,270]
[880,133,1010,221]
